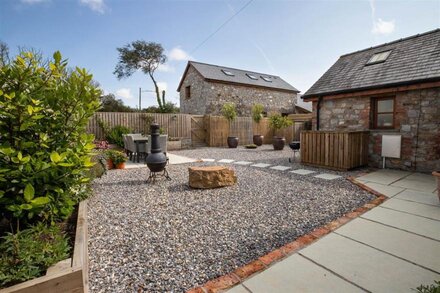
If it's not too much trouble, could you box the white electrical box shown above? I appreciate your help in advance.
[381,135,401,158]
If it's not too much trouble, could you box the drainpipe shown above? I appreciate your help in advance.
[316,96,323,130]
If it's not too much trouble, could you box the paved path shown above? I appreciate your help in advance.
[228,169,440,293]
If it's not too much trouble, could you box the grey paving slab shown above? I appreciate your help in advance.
[336,218,440,273]
[301,233,440,293]
[270,165,291,171]
[233,161,253,165]
[381,198,440,221]
[201,158,216,162]
[364,182,405,197]
[314,173,342,180]
[391,177,437,193]
[394,189,440,206]
[356,169,411,185]
[251,163,271,168]
[290,169,316,175]
[218,159,235,163]
[361,207,440,240]
[241,254,363,293]
[227,285,249,293]
[168,153,199,165]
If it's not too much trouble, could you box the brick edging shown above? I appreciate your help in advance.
[187,176,388,293]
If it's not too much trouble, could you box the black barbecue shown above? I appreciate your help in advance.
[288,141,300,163]
[145,123,171,182]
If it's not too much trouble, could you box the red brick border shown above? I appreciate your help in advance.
[187,176,388,293]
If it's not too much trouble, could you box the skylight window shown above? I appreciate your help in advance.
[221,69,235,76]
[366,50,392,65]
[246,73,258,80]
[261,76,272,82]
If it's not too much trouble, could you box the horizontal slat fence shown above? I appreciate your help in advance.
[87,112,192,140]
[300,131,369,170]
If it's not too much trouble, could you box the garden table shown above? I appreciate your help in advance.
[133,137,148,162]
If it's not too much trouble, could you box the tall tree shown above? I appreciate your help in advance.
[114,41,167,111]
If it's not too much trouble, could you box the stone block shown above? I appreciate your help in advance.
[189,166,237,189]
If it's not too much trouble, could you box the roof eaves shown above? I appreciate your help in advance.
[301,76,440,100]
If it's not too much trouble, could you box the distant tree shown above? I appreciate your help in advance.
[114,41,167,111]
[0,41,9,67]
[99,94,135,112]
[142,102,179,113]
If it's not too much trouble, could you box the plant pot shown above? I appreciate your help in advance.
[107,159,114,170]
[115,162,125,169]
[227,136,239,148]
[432,171,440,201]
[272,136,286,150]
[253,135,264,146]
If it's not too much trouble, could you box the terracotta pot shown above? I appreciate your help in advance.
[115,162,125,169]
[227,136,239,148]
[253,135,264,146]
[272,136,286,150]
[432,171,440,201]
[107,159,114,170]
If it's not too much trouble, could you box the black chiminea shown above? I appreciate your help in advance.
[145,123,171,182]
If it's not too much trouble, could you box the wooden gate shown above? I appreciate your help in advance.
[191,115,206,147]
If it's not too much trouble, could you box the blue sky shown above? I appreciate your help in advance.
[1,0,439,110]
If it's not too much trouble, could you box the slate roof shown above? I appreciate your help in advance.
[303,29,440,99]
[178,61,299,93]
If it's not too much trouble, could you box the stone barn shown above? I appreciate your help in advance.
[302,29,440,172]
[178,61,300,116]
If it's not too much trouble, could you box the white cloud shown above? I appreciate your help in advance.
[157,63,175,73]
[168,47,192,61]
[116,88,133,100]
[157,82,168,93]
[369,0,395,35]
[372,18,395,35]
[20,0,49,4]
[79,0,106,14]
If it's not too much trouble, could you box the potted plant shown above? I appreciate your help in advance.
[252,104,264,146]
[433,171,440,201]
[105,150,128,169]
[268,112,293,150]
[222,102,238,148]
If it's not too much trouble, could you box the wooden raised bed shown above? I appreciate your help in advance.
[1,200,89,293]
[300,130,369,171]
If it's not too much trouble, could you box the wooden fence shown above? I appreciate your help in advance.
[87,112,192,140]
[205,115,311,147]
[300,131,370,171]
[87,112,312,148]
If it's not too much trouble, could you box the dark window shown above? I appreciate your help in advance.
[221,69,235,76]
[261,76,272,82]
[372,97,395,129]
[246,73,258,80]
[185,86,191,99]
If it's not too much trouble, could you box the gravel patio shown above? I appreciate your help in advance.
[88,145,375,292]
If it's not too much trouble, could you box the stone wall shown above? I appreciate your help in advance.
[180,65,297,116]
[311,87,440,172]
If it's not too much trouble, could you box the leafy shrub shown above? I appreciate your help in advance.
[268,112,293,132]
[106,125,131,148]
[221,102,237,122]
[251,104,264,124]
[0,223,70,287]
[105,150,127,165]
[415,281,440,293]
[0,51,100,225]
